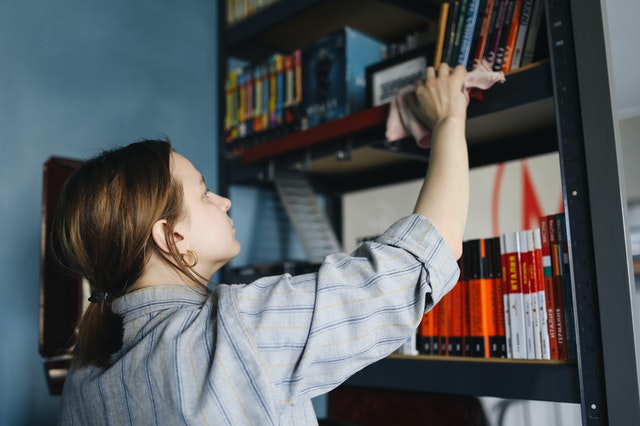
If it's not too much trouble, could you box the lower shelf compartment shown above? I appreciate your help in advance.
[344,355,580,403]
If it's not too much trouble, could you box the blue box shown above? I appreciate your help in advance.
[301,27,386,129]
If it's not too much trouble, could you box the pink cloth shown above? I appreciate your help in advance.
[386,60,506,148]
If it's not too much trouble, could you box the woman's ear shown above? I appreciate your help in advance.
[151,219,185,254]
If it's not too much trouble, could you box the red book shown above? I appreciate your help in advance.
[531,227,551,359]
[501,0,524,72]
[539,216,559,359]
[448,259,465,356]
[548,214,568,360]
[501,231,527,359]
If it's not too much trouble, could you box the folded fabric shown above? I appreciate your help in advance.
[386,60,506,148]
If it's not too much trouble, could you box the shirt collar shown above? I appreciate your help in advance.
[111,285,211,320]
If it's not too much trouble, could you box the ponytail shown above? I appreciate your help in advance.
[52,139,181,368]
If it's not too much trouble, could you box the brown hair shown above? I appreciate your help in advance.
[52,139,203,367]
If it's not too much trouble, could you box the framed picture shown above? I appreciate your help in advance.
[366,47,431,107]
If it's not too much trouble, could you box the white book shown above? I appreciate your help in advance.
[532,228,552,359]
[503,231,527,359]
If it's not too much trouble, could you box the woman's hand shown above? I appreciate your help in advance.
[413,63,468,132]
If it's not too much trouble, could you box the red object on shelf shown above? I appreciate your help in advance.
[242,104,389,164]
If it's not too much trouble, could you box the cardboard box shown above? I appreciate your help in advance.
[301,27,386,129]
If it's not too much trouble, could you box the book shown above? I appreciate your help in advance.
[521,0,544,66]
[499,233,513,358]
[456,0,482,68]
[539,215,560,359]
[438,290,452,356]
[419,309,437,354]
[510,0,535,69]
[441,1,461,65]
[555,213,577,360]
[492,0,517,72]
[501,231,527,359]
[532,227,551,359]
[448,259,465,356]
[466,239,499,358]
[518,229,536,359]
[500,0,524,72]
[547,214,568,359]
[450,0,470,66]
[433,1,451,68]
[484,0,509,68]
[470,0,495,68]
[486,237,505,357]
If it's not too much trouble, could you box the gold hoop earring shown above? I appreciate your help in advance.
[182,249,198,268]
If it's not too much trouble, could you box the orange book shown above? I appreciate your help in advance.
[438,291,452,356]
[433,1,451,68]
[501,0,524,72]
[488,236,507,357]
[448,260,465,356]
[419,309,436,355]
[466,239,498,357]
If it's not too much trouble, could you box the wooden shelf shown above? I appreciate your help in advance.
[346,355,580,403]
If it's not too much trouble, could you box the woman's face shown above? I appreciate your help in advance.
[170,152,241,276]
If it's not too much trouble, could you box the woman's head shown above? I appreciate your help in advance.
[52,139,238,366]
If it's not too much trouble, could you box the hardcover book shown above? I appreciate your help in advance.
[301,27,386,129]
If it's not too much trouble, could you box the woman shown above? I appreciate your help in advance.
[54,63,469,425]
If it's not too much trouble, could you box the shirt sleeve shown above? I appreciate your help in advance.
[218,214,459,407]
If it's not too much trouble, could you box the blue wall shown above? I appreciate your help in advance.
[0,1,217,424]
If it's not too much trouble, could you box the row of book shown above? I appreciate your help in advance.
[433,0,545,72]
[226,0,281,25]
[413,213,577,360]
[224,50,303,149]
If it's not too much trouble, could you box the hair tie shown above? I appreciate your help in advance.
[88,292,115,303]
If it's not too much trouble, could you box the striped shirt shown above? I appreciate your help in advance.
[58,214,459,425]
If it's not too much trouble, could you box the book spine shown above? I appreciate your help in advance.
[419,309,435,354]
[518,229,535,359]
[442,1,461,65]
[471,0,495,68]
[532,227,551,359]
[503,231,527,359]
[492,0,516,71]
[269,54,278,128]
[521,0,544,66]
[450,0,469,66]
[548,214,568,359]
[525,229,543,359]
[434,1,451,68]
[245,68,254,136]
[457,0,482,68]
[489,237,507,357]
[556,213,577,360]
[499,234,513,358]
[510,0,534,69]
[484,0,509,68]
[449,267,465,356]
[439,290,451,356]
[540,215,559,359]
[275,54,284,125]
[500,0,525,72]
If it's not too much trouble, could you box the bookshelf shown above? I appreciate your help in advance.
[216,1,640,424]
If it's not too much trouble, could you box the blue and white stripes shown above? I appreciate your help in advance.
[59,214,459,425]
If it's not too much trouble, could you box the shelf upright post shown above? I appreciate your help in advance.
[545,0,640,424]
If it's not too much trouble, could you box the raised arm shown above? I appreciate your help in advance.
[412,63,470,259]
